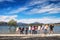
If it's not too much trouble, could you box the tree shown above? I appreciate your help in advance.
[8,19,17,33]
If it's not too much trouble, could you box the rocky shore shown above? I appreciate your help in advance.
[0,36,60,40]
[0,34,60,40]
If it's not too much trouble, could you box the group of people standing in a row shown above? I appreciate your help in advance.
[16,27,28,34]
[16,24,54,34]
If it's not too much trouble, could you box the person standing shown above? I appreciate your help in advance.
[25,27,28,34]
[31,26,37,34]
[29,26,31,34]
[19,27,21,34]
[49,24,54,34]
[41,25,45,34]
[32,26,35,34]
[37,26,41,34]
[44,24,49,34]
[16,27,20,34]
[22,28,24,34]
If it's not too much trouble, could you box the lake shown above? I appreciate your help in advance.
[0,26,60,34]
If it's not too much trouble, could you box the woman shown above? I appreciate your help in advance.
[44,24,49,34]
[16,27,20,34]
[37,26,41,34]
[29,26,31,34]
[41,25,45,34]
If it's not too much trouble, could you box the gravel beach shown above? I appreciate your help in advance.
[0,36,60,40]
[0,34,60,40]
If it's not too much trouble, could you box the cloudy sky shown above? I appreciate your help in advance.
[0,0,60,24]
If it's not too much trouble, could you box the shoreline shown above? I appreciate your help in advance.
[0,34,60,37]
[0,34,60,40]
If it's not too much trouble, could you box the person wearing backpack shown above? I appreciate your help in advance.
[49,24,54,34]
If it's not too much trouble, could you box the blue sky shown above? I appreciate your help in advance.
[0,0,60,24]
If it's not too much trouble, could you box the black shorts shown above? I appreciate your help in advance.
[50,28,53,31]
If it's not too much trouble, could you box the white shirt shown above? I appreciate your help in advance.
[16,27,19,31]
[38,26,41,30]
[29,26,31,30]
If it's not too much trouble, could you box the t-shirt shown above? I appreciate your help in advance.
[16,27,19,31]
[32,26,34,30]
[50,25,54,30]
[29,26,31,30]
[38,26,41,30]
[44,25,48,29]
[41,25,44,30]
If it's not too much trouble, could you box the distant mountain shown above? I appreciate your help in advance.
[0,22,28,26]
[0,21,60,26]
[0,22,8,26]
[29,22,43,26]
[17,22,28,26]
[54,23,60,24]
[54,23,60,25]
[30,22,43,24]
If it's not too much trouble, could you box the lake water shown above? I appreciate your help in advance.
[0,26,60,34]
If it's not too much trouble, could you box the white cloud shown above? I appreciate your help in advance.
[26,3,53,14]
[0,0,14,2]
[50,0,60,1]
[37,8,53,13]
[9,7,28,14]
[26,1,60,14]
[28,0,48,6]
[49,8,60,14]
[17,17,60,24]
[0,15,60,24]
[41,8,60,14]
[28,0,60,6]
[0,15,17,22]
[27,7,60,14]
[42,3,54,8]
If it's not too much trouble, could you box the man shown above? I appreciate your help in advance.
[49,24,54,34]
[25,27,28,34]
[29,26,31,34]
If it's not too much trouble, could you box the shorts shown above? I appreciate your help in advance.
[44,29,47,34]
[50,28,53,31]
